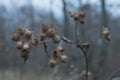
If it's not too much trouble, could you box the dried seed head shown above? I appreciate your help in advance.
[24,29,33,39]
[79,19,85,24]
[11,34,20,41]
[56,46,64,52]
[70,11,76,18]
[53,50,61,59]
[73,14,79,21]
[29,37,38,46]
[102,27,109,36]
[47,28,55,38]
[102,27,110,42]
[18,27,25,35]
[20,52,29,61]
[78,11,86,18]
[60,55,68,63]
[41,24,50,33]
[40,32,47,41]
[16,41,23,50]
[49,59,57,68]
[22,43,31,52]
[53,35,61,43]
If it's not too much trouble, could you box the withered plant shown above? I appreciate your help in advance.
[10,11,110,80]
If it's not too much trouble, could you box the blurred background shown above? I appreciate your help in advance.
[0,0,120,80]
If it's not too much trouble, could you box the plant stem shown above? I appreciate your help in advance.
[83,51,88,80]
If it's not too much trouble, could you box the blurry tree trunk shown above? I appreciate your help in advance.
[28,0,36,31]
[94,0,109,80]
[62,0,69,37]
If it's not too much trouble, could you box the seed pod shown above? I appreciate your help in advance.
[73,14,79,21]
[60,55,68,63]
[56,46,64,52]
[102,27,110,42]
[53,35,61,43]
[47,28,55,38]
[24,29,33,39]
[79,19,85,24]
[78,11,86,18]
[16,41,23,50]
[41,24,50,33]
[70,11,76,18]
[29,37,38,46]
[53,50,61,59]
[20,52,29,61]
[102,27,109,36]
[40,32,47,41]
[18,27,25,35]
[49,59,57,68]
[22,43,31,52]
[11,34,20,41]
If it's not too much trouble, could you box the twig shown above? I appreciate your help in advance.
[106,66,120,80]
[78,46,88,80]
[61,36,76,44]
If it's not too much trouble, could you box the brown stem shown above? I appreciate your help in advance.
[83,51,88,80]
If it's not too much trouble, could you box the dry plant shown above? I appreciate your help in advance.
[10,11,110,80]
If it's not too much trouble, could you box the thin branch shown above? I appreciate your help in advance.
[39,39,52,44]
[106,66,120,80]
[61,36,76,44]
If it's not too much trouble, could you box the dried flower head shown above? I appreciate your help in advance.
[102,27,110,42]
[41,24,50,33]
[60,55,68,63]
[49,59,57,68]
[11,34,20,41]
[16,41,23,50]
[70,11,76,18]
[78,11,86,18]
[53,35,61,43]
[40,32,47,41]
[79,19,85,24]
[29,37,38,46]
[24,29,33,39]
[20,52,29,61]
[56,46,64,52]
[53,50,61,59]
[22,43,31,52]
[47,28,55,38]
[18,27,25,36]
[73,14,79,21]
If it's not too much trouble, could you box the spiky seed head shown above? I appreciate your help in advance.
[20,52,29,61]
[40,32,47,41]
[53,50,61,59]
[78,11,86,18]
[49,59,57,68]
[53,35,61,43]
[41,24,50,33]
[11,34,20,41]
[56,46,64,52]
[29,37,38,46]
[18,27,25,36]
[47,28,55,38]
[60,55,68,63]
[24,29,33,39]
[16,41,23,49]
[70,11,76,18]
[22,43,31,52]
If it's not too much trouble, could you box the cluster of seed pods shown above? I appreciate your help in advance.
[40,24,68,68]
[70,11,86,24]
[49,46,68,68]
[11,27,38,62]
